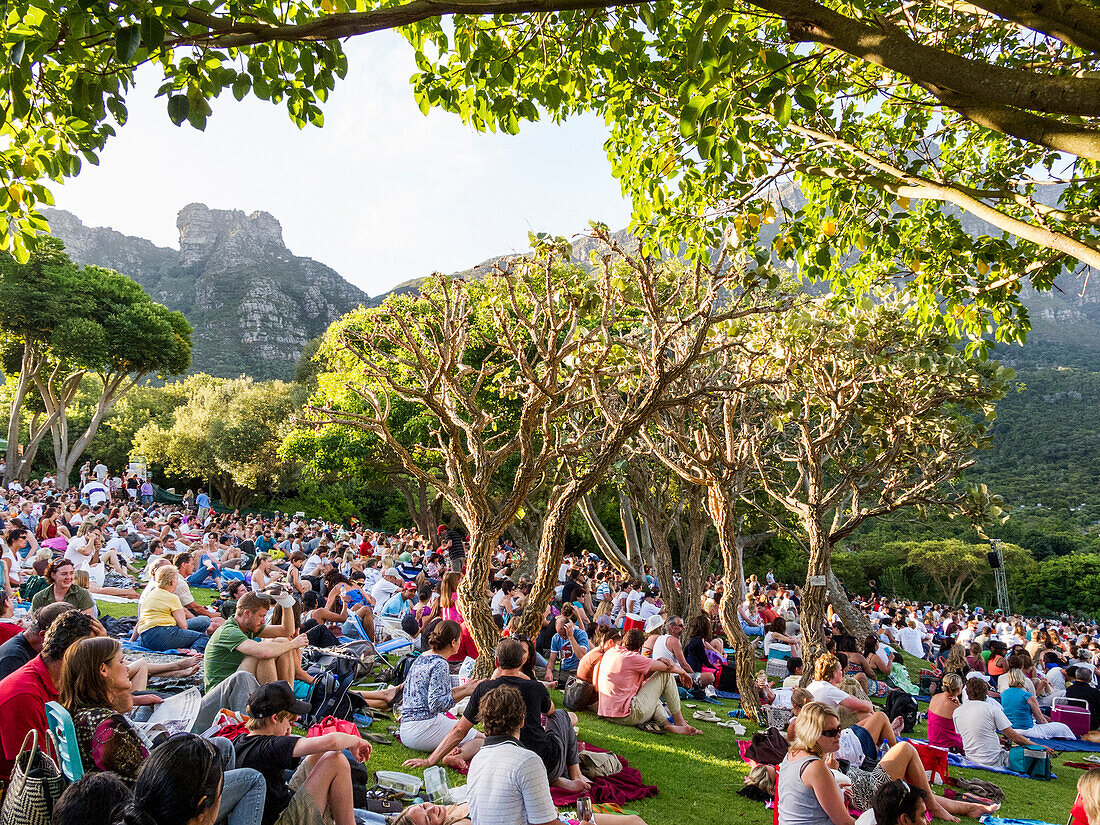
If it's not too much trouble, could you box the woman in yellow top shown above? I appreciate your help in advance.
[137,565,209,652]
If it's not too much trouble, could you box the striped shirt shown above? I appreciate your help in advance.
[467,737,559,825]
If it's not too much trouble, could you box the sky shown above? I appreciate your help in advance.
[52,34,633,297]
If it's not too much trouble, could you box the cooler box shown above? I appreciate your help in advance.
[622,614,645,633]
[765,643,791,678]
[1052,696,1092,738]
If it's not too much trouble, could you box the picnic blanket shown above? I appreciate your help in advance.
[1029,737,1100,753]
[979,817,1063,825]
[549,744,658,807]
[716,691,741,700]
[93,593,141,604]
[122,639,182,656]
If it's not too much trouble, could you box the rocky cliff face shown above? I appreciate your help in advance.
[44,204,370,380]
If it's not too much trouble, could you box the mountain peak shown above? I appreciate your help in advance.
[43,206,369,380]
[177,202,286,269]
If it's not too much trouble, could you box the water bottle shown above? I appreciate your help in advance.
[424,766,450,804]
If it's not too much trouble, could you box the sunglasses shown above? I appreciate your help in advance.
[820,728,841,738]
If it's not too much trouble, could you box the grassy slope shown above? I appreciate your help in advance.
[99,595,1081,823]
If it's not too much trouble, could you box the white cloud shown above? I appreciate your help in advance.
[52,34,631,296]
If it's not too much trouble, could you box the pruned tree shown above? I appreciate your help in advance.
[747,294,1012,671]
[641,334,791,722]
[308,228,771,669]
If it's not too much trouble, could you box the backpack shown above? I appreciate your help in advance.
[19,575,48,602]
[578,750,622,778]
[884,688,920,733]
[379,651,419,685]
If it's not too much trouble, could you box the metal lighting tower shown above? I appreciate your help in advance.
[990,538,1010,616]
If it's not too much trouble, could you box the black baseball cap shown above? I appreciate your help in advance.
[246,680,311,718]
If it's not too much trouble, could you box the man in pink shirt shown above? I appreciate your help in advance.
[596,628,700,735]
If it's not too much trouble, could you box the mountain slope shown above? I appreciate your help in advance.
[44,205,371,380]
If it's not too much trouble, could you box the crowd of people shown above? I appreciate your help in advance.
[0,463,1099,825]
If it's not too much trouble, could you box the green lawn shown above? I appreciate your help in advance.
[97,593,1084,823]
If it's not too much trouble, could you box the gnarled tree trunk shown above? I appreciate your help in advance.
[708,485,765,723]
[799,522,830,684]
[457,531,499,678]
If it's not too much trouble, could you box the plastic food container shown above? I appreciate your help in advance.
[374,771,423,796]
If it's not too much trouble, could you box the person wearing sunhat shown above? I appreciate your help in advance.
[235,680,374,825]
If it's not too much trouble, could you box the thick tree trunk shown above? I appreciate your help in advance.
[677,487,708,619]
[826,569,872,640]
[799,522,830,684]
[647,517,680,616]
[457,532,498,678]
[517,496,573,641]
[708,484,764,723]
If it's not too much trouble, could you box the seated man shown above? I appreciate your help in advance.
[544,615,589,688]
[953,677,1054,767]
[596,628,699,735]
[1066,665,1100,730]
[466,684,647,825]
[204,591,307,692]
[236,681,374,825]
[0,602,75,679]
[405,638,590,793]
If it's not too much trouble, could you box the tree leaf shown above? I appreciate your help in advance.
[167,94,189,126]
[9,40,24,66]
[114,26,142,64]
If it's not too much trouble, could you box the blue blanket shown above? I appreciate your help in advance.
[121,639,182,656]
[1029,736,1100,753]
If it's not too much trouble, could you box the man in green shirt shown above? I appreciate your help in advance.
[204,590,307,691]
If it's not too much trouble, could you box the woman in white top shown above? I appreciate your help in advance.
[64,522,100,569]
[250,553,285,592]
[806,654,875,722]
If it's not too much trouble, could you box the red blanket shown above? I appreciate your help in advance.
[549,744,658,807]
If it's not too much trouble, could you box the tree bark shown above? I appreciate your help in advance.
[799,521,830,684]
[826,569,872,640]
[457,532,498,678]
[518,492,575,640]
[677,487,708,620]
[708,484,765,723]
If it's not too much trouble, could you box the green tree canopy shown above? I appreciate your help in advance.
[135,375,307,508]
[0,0,1096,349]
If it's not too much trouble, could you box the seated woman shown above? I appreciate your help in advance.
[765,616,801,659]
[121,733,262,825]
[966,642,988,676]
[683,614,737,692]
[136,564,209,652]
[941,645,970,682]
[927,673,965,752]
[30,558,96,615]
[807,653,880,723]
[778,701,997,825]
[1000,667,1076,739]
[398,620,484,768]
[861,634,893,681]
[59,636,266,825]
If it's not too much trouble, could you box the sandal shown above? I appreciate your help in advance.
[693,710,720,722]
[637,721,666,735]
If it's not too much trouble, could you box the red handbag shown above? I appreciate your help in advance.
[306,716,359,738]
